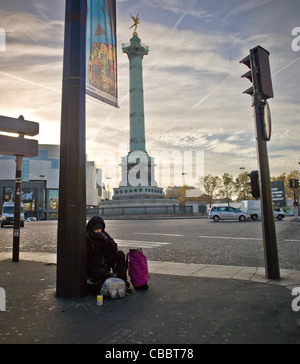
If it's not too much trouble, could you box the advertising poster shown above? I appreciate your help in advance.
[86,0,118,107]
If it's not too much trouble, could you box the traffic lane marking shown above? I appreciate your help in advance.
[198,236,300,243]
[198,235,262,241]
[116,240,170,249]
[133,232,183,237]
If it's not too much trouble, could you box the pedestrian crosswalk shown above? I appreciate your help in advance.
[116,239,170,249]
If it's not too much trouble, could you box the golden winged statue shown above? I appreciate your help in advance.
[129,13,140,35]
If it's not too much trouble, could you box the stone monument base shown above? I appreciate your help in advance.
[99,198,180,216]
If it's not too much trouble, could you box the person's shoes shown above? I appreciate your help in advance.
[126,287,133,295]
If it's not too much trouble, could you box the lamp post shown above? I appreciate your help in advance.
[298,163,300,216]
[239,167,246,200]
[56,0,87,299]
[106,177,112,200]
[39,174,46,221]
[182,172,187,187]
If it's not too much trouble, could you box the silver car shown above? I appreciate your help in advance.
[209,206,250,222]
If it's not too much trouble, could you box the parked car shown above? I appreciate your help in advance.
[282,208,294,217]
[209,206,250,222]
[240,200,285,220]
[273,207,286,220]
[1,202,25,228]
[25,217,37,222]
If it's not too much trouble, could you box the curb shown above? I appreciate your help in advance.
[1,251,300,291]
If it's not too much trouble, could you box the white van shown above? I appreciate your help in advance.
[1,202,25,228]
[240,200,285,221]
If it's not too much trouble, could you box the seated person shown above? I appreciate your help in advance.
[86,216,131,292]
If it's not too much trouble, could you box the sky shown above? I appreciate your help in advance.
[0,0,299,189]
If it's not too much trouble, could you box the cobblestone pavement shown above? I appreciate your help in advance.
[0,218,299,271]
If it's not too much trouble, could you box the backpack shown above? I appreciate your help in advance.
[127,248,149,290]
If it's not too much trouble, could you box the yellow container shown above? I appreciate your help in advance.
[97,295,103,306]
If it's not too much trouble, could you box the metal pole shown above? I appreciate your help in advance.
[293,181,297,212]
[252,94,280,280]
[56,0,87,298]
[12,154,23,262]
[249,49,280,280]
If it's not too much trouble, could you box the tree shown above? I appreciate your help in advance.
[286,170,300,200]
[219,173,235,205]
[235,171,253,201]
[178,185,195,205]
[204,175,221,207]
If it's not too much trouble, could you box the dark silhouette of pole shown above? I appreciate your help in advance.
[252,92,280,280]
[56,0,87,298]
[12,154,23,262]
[249,48,280,280]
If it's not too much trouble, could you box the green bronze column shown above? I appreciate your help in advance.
[112,17,163,200]
[123,34,149,153]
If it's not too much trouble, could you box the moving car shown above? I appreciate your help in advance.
[209,206,250,222]
[1,202,25,228]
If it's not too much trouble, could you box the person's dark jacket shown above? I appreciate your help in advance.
[86,216,118,280]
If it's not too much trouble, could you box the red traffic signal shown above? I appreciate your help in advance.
[240,46,274,100]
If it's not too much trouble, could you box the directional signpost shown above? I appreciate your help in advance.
[0,115,39,262]
[0,115,39,136]
[0,135,38,157]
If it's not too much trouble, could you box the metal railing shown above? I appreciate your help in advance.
[87,205,193,217]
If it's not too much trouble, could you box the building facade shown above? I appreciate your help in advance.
[0,145,100,220]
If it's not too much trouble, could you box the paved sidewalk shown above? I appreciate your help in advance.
[0,252,300,344]
[1,251,300,290]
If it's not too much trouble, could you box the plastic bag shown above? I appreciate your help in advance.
[100,277,126,299]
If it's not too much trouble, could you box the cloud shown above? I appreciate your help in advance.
[223,0,274,18]
[143,0,210,19]
[1,9,64,44]
[0,0,299,183]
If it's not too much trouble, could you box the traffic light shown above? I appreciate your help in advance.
[248,170,260,199]
[240,46,274,100]
[289,179,299,189]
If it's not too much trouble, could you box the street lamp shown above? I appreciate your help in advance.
[182,173,187,187]
[239,167,246,200]
[106,177,112,200]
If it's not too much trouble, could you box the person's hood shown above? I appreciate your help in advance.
[86,216,106,231]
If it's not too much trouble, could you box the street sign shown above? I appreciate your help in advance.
[0,115,39,136]
[0,134,38,158]
[263,101,272,141]
[0,114,39,263]
[271,180,286,207]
